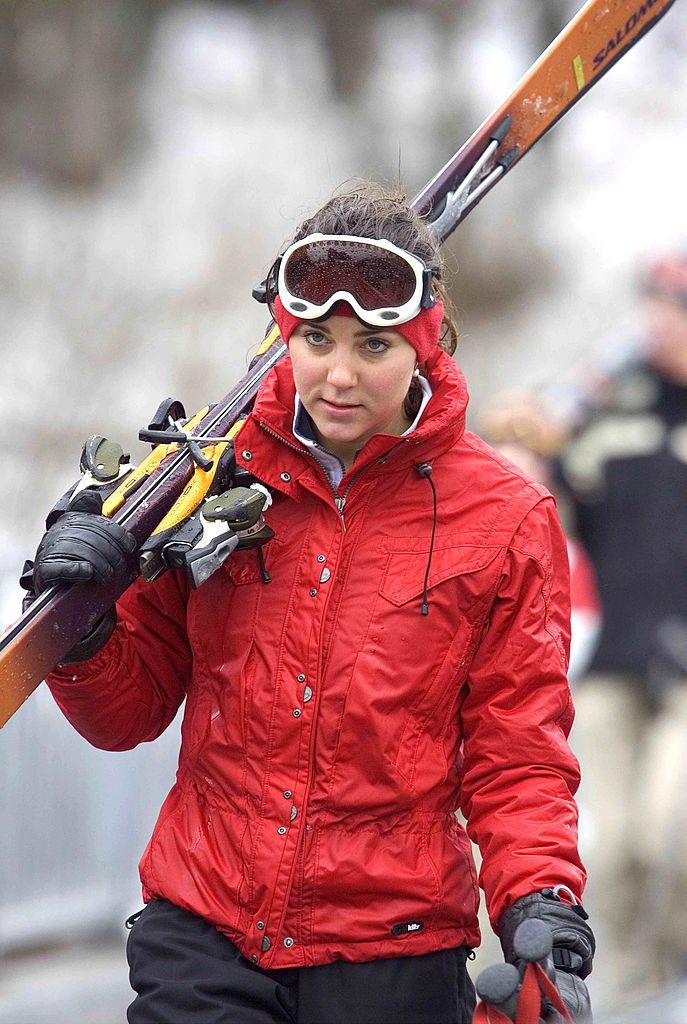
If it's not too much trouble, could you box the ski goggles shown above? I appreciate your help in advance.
[272,234,437,328]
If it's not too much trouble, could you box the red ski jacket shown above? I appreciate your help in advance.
[47,348,585,969]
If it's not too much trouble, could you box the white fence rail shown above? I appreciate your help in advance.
[0,578,182,952]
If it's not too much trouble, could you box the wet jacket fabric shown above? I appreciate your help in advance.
[47,348,585,969]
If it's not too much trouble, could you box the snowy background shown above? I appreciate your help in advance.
[1,0,686,1020]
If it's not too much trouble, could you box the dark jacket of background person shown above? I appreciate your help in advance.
[560,361,687,690]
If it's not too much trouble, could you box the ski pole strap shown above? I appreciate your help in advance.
[516,962,574,1024]
[472,1002,514,1024]
[472,961,575,1024]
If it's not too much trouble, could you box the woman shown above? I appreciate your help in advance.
[29,185,594,1024]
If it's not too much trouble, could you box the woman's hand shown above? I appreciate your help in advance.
[498,890,595,1023]
[21,511,137,664]
[31,511,136,593]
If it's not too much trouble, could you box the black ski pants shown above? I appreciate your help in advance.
[126,899,476,1024]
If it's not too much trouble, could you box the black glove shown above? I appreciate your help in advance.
[31,511,136,594]
[499,889,595,1023]
[21,511,136,664]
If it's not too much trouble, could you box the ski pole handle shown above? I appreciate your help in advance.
[512,919,575,1024]
[472,921,557,1024]
[512,919,556,983]
[475,962,521,1020]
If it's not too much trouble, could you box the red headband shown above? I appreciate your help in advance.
[273,295,444,365]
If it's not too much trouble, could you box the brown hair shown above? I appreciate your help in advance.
[273,181,458,421]
[275,180,458,359]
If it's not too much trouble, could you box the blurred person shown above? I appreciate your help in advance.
[21,185,594,1024]
[558,252,687,998]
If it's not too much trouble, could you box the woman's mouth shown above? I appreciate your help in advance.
[320,398,361,415]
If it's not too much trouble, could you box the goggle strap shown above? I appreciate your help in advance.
[252,277,269,304]
[420,268,437,310]
[253,256,282,308]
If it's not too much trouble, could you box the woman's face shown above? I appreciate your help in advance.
[289,314,417,470]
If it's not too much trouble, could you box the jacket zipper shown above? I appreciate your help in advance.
[259,422,338,502]
[255,421,343,961]
[254,424,409,957]
[259,421,408,526]
[334,438,409,517]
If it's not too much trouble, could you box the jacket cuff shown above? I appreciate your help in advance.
[58,606,117,666]
[48,614,120,683]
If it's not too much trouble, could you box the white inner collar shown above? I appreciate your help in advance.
[292,376,433,489]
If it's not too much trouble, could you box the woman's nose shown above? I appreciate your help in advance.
[326,352,357,387]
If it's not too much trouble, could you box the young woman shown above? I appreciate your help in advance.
[29,186,594,1024]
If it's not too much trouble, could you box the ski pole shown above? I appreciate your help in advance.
[512,920,574,1024]
[473,920,576,1024]
[474,962,521,1022]
[512,919,557,984]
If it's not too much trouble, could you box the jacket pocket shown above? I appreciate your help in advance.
[307,817,479,949]
[328,543,504,805]
[379,542,500,609]
[378,544,502,790]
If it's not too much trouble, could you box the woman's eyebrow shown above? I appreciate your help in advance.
[296,322,332,334]
[352,326,396,337]
[294,321,395,339]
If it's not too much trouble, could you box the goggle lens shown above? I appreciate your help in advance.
[283,239,417,313]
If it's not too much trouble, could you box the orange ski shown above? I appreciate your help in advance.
[413,0,677,238]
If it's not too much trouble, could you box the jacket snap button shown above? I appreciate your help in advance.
[297,674,306,683]
[257,921,265,930]
[283,790,292,799]
[303,686,313,703]
[261,935,272,952]
[292,708,302,718]
[319,567,331,583]
[317,554,326,562]
[243,450,252,461]
[251,954,258,963]
[284,937,294,948]
[278,826,287,835]
[280,471,291,482]
[309,588,317,597]
[290,806,298,821]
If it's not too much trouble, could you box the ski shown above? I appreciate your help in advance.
[415,0,678,239]
[0,331,285,727]
[0,0,677,728]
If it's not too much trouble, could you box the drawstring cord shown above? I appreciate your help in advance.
[251,460,436,600]
[257,546,271,583]
[416,462,436,616]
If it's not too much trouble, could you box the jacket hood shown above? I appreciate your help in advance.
[246,346,469,476]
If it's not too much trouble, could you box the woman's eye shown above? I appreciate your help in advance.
[365,337,389,354]
[305,331,328,347]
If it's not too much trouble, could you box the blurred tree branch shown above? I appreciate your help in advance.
[0,0,156,185]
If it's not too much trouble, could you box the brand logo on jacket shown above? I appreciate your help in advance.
[391,920,425,937]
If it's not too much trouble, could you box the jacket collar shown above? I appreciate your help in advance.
[239,347,468,489]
